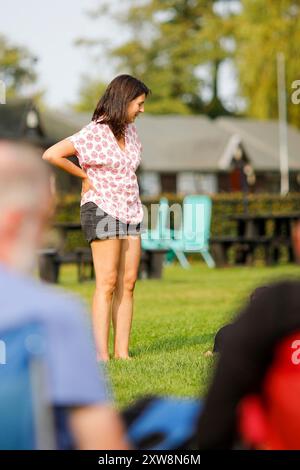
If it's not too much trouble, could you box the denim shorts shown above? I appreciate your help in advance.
[80,202,145,244]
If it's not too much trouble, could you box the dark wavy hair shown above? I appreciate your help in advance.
[92,75,150,139]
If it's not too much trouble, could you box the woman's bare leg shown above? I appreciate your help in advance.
[112,236,141,359]
[90,238,122,362]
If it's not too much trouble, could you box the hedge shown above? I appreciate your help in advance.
[53,192,300,252]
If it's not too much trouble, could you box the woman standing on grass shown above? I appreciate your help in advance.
[43,75,150,362]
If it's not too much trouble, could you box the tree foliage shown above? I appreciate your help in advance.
[232,0,300,127]
[76,0,233,116]
[75,0,300,126]
[0,34,38,99]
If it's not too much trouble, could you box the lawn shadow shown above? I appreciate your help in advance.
[131,332,215,358]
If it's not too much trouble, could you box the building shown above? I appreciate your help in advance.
[135,115,300,195]
[56,111,300,195]
[1,99,300,195]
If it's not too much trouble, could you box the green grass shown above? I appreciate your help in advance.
[59,261,300,408]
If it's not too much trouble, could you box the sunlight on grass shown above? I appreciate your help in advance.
[58,261,300,407]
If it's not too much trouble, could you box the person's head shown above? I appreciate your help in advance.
[92,74,150,139]
[0,140,54,274]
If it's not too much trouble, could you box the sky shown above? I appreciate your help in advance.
[0,0,125,109]
[0,0,239,111]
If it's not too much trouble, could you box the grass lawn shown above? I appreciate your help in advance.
[59,261,300,408]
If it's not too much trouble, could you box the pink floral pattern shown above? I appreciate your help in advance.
[67,121,144,224]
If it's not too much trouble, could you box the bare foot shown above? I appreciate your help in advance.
[203,350,214,357]
[114,355,132,361]
[97,353,110,363]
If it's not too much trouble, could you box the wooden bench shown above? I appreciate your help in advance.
[38,247,166,283]
[210,236,279,266]
[37,248,94,283]
[138,249,167,279]
[75,247,94,283]
[37,248,60,283]
[221,212,300,266]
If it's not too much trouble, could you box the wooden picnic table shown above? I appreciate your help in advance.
[230,213,300,239]
[211,213,300,266]
[38,222,166,282]
[52,222,82,251]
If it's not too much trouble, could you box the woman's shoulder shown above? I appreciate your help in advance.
[83,120,109,136]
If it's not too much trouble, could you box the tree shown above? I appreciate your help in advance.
[78,0,235,116]
[0,34,38,99]
[73,77,107,113]
[232,0,300,128]
[114,0,236,116]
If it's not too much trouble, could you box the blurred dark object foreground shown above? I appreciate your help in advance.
[198,281,300,450]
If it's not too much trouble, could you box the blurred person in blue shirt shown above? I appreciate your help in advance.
[0,140,130,450]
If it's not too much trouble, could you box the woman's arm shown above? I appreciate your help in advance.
[42,139,87,180]
[42,139,95,194]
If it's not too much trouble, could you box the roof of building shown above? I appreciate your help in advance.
[0,98,51,146]
[135,115,231,172]
[55,112,300,173]
[2,101,300,172]
[217,117,300,172]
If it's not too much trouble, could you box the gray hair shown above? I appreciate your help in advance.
[0,140,53,214]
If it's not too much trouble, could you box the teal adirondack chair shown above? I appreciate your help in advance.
[169,195,215,269]
[141,197,171,250]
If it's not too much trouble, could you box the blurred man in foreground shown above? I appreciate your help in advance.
[0,140,129,450]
